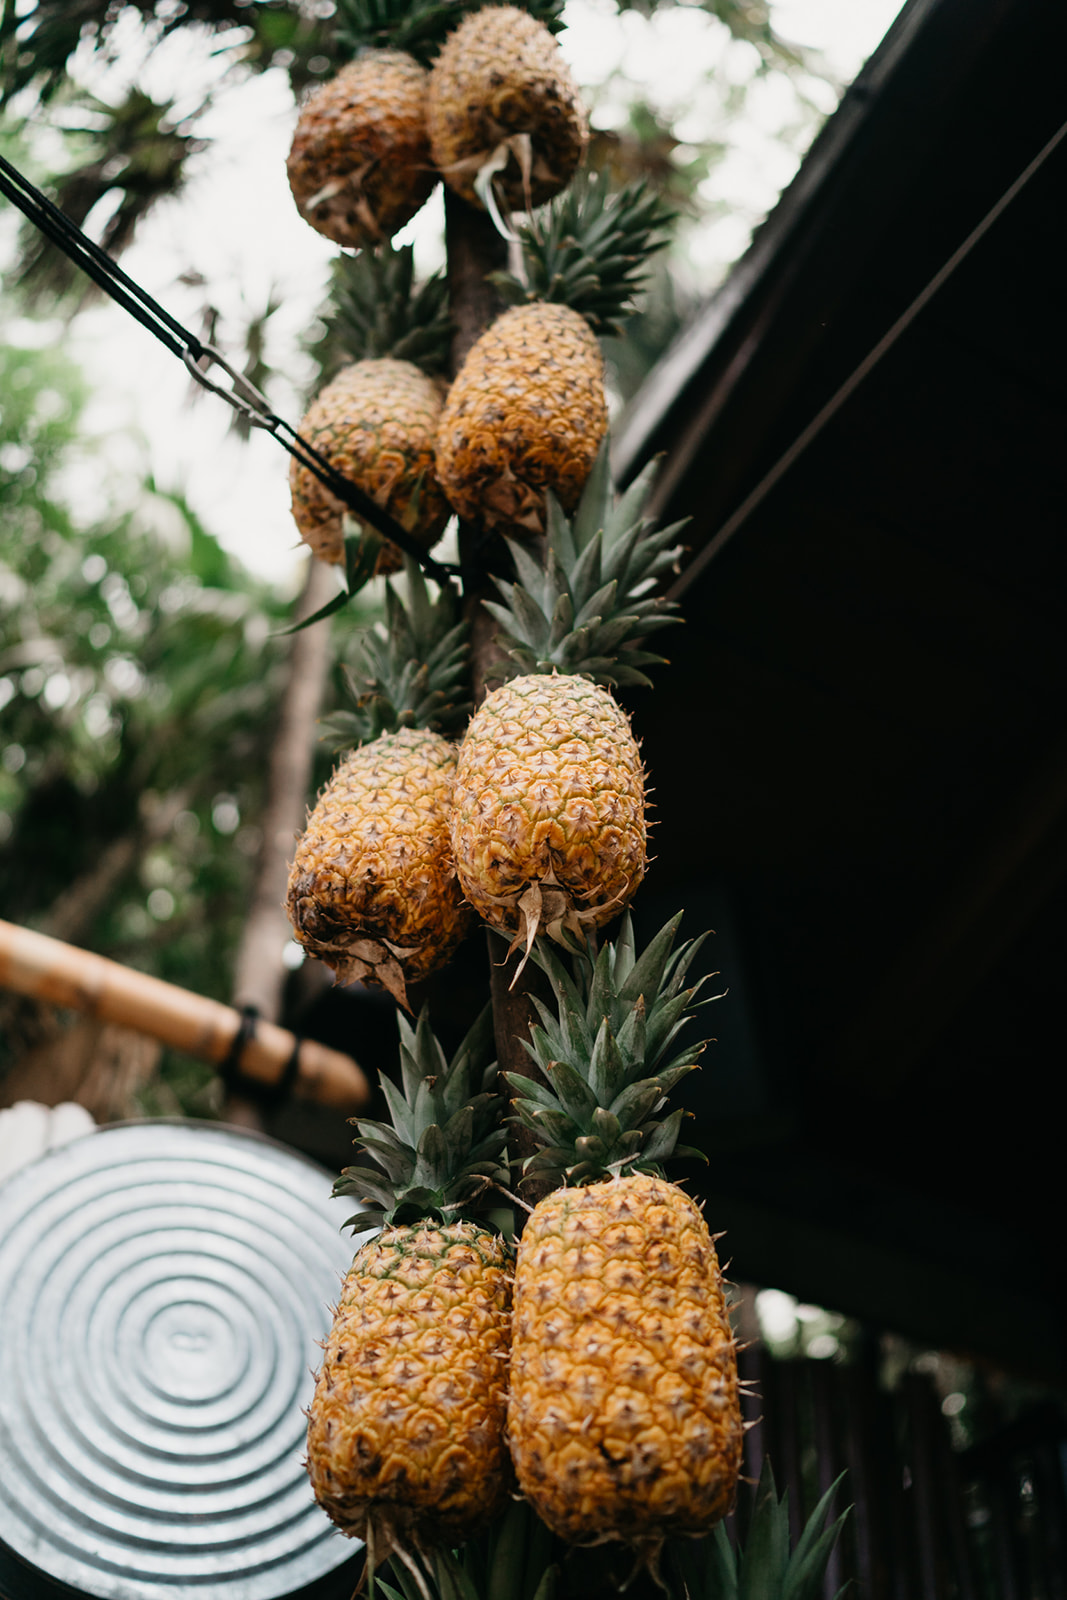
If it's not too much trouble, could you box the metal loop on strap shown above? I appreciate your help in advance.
[183,345,279,431]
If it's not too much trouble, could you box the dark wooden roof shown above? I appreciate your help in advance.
[611,0,1067,1379]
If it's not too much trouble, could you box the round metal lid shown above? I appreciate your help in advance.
[0,1120,361,1600]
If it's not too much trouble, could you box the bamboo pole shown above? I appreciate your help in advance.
[0,919,370,1112]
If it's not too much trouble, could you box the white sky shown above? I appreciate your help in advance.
[7,0,905,590]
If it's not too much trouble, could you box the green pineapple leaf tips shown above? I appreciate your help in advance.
[490,173,675,336]
[504,911,721,1187]
[334,1005,510,1233]
[668,1459,851,1600]
[310,242,453,383]
[331,0,566,65]
[483,442,687,690]
[321,557,470,748]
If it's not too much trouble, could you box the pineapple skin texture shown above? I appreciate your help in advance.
[427,6,587,212]
[435,304,608,537]
[449,674,645,939]
[287,51,437,248]
[290,358,451,573]
[307,1221,514,1547]
[508,1176,743,1545]
[286,729,471,999]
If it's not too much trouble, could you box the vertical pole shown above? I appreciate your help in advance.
[443,188,551,1202]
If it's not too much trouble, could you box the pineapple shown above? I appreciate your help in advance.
[426,6,587,217]
[291,244,454,574]
[287,49,437,248]
[504,914,744,1561]
[451,671,645,956]
[285,560,473,1007]
[306,1007,514,1564]
[435,175,671,537]
[448,446,683,958]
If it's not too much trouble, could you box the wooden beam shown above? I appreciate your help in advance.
[0,919,370,1112]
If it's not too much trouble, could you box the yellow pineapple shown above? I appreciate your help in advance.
[448,448,683,958]
[435,303,605,536]
[287,727,469,1004]
[435,176,670,538]
[450,671,645,954]
[291,242,455,575]
[286,562,472,1007]
[291,357,450,572]
[307,1008,514,1562]
[427,5,587,215]
[287,50,436,248]
[504,917,743,1560]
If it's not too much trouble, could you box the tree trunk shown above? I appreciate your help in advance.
[227,555,337,1126]
[230,554,337,1020]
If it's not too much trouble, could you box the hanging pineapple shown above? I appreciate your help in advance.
[448,445,684,960]
[306,1007,514,1567]
[434,175,671,538]
[503,914,743,1566]
[291,242,454,573]
[426,5,587,219]
[286,558,472,1006]
[285,0,448,247]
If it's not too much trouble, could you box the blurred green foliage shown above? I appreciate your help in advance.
[0,332,341,1026]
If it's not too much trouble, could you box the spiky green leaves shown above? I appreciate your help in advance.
[484,444,685,688]
[375,1497,560,1600]
[335,1006,509,1231]
[311,243,453,383]
[504,912,718,1186]
[490,174,673,336]
[321,558,470,747]
[332,0,566,65]
[668,1461,850,1600]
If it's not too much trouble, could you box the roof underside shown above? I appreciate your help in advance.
[610,0,1067,1378]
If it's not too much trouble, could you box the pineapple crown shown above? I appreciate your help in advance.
[334,1005,510,1232]
[332,0,565,66]
[376,1498,559,1600]
[504,912,718,1188]
[309,243,453,384]
[490,173,674,336]
[668,1459,850,1600]
[483,444,685,689]
[321,558,471,747]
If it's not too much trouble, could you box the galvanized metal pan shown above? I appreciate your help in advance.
[0,1120,363,1600]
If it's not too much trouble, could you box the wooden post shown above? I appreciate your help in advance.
[444,189,551,1205]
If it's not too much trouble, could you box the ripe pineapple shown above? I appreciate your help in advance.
[451,671,645,958]
[306,1007,514,1563]
[449,447,683,958]
[435,175,670,538]
[287,49,437,248]
[286,560,472,1006]
[427,6,587,216]
[504,915,744,1560]
[291,243,454,574]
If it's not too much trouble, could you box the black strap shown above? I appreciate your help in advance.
[219,1004,302,1108]
[0,151,462,586]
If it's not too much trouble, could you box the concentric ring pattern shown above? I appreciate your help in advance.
[0,1121,361,1600]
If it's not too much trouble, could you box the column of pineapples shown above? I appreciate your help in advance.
[277,4,846,1595]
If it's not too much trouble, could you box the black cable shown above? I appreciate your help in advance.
[0,151,461,586]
